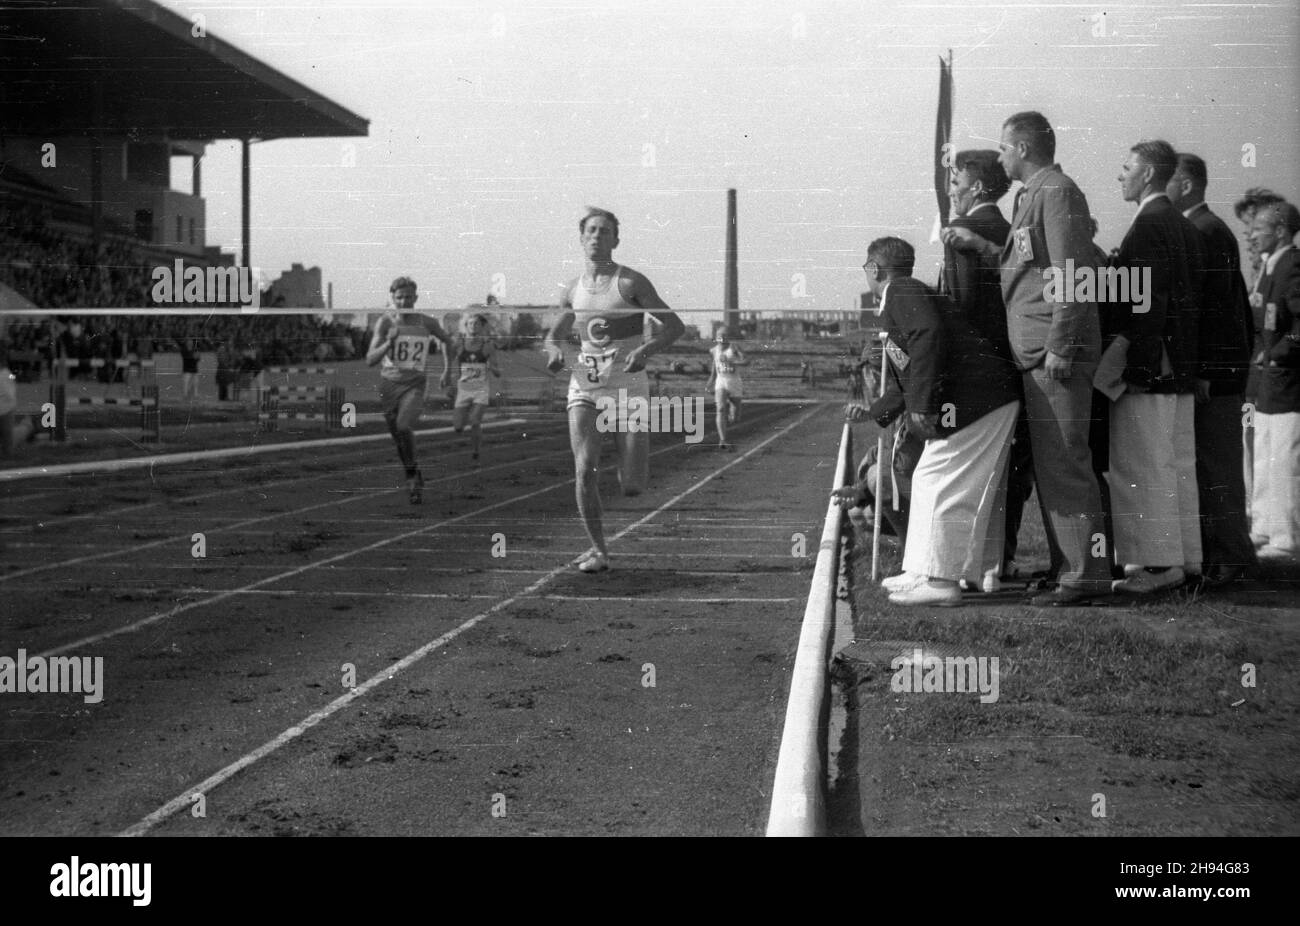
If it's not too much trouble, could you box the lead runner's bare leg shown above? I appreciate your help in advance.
[569,404,609,571]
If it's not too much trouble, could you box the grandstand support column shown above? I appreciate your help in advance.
[241,138,251,267]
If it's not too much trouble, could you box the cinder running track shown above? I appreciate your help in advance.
[0,402,845,836]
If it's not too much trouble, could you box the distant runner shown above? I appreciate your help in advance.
[544,207,685,572]
[705,328,747,449]
[366,276,453,504]
[450,313,500,463]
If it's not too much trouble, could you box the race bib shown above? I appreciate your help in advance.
[391,333,429,372]
[577,349,619,387]
[460,364,486,383]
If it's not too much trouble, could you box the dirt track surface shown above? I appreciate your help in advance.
[0,402,844,836]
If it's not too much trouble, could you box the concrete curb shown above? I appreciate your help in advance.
[765,419,852,836]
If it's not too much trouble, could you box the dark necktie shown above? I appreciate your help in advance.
[1013,187,1026,223]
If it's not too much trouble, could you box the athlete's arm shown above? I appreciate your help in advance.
[443,334,461,384]
[731,347,748,366]
[622,271,684,373]
[426,317,454,385]
[544,282,575,373]
[704,346,717,390]
[365,317,395,367]
[425,316,456,354]
[486,340,501,377]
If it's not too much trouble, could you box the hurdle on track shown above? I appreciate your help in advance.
[257,367,345,432]
[48,355,160,442]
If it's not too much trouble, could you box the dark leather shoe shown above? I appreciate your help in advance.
[1031,585,1108,607]
[1205,564,1249,588]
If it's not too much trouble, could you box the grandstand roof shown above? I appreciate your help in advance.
[0,0,368,141]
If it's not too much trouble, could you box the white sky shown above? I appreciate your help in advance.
[171,0,1300,319]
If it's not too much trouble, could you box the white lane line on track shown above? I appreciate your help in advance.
[0,443,577,584]
[35,408,790,655]
[10,526,796,542]
[3,405,796,574]
[0,428,571,530]
[4,404,797,582]
[30,474,582,660]
[6,567,783,580]
[120,404,823,836]
[47,587,799,604]
[412,549,806,559]
[0,418,529,482]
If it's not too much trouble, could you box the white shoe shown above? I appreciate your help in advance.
[1257,545,1298,562]
[882,572,923,593]
[889,581,963,607]
[981,570,1002,593]
[577,552,610,573]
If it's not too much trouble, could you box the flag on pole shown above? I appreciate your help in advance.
[934,51,953,227]
[931,51,953,246]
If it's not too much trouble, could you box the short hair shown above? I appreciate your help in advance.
[1173,153,1208,190]
[1130,140,1178,188]
[579,207,619,236]
[389,275,417,293]
[954,150,1011,200]
[1258,202,1300,237]
[1234,187,1285,221]
[866,237,915,277]
[1002,111,1055,162]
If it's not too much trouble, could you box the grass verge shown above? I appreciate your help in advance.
[830,501,1300,836]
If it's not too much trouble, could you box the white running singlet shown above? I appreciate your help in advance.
[566,264,648,409]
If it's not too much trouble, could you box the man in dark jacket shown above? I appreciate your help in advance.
[1246,202,1300,561]
[1166,153,1257,584]
[862,236,1021,607]
[1100,140,1203,594]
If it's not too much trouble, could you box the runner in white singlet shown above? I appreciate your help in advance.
[365,276,453,504]
[450,313,500,463]
[543,207,685,573]
[705,328,747,450]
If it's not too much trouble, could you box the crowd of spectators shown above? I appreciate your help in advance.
[838,111,1299,608]
[1,198,366,385]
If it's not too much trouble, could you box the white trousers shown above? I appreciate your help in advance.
[903,401,1019,583]
[1252,410,1300,552]
[1107,392,1202,567]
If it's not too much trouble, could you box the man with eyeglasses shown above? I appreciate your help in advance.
[856,238,1020,606]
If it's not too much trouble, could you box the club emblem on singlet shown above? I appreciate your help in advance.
[586,317,612,347]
